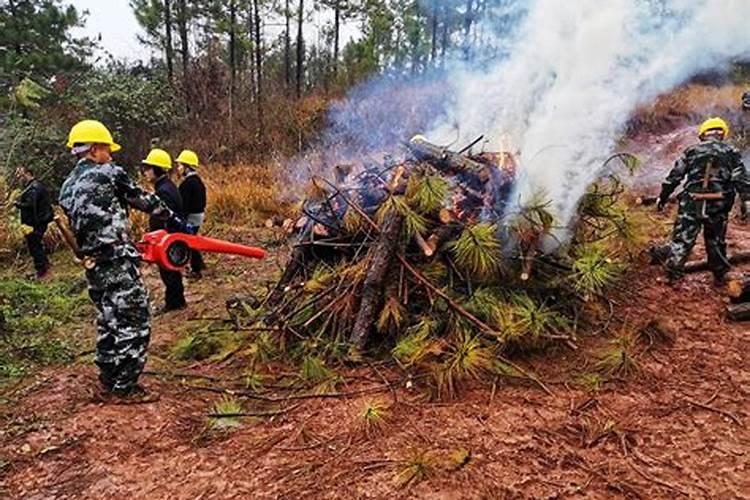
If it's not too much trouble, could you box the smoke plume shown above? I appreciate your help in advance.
[427,0,750,233]
[307,0,750,240]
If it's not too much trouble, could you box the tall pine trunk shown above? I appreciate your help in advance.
[7,0,22,56]
[463,0,474,60]
[430,0,438,64]
[164,0,174,83]
[296,0,304,99]
[440,3,449,65]
[253,0,264,139]
[229,0,237,96]
[284,0,291,93]
[333,0,340,79]
[228,0,237,146]
[177,0,189,76]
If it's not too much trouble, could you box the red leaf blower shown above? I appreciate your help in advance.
[137,230,266,271]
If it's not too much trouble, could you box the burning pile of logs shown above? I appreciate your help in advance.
[249,135,634,385]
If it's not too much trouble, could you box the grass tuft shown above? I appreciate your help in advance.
[595,336,640,379]
[396,449,435,488]
[207,396,244,430]
[357,398,390,438]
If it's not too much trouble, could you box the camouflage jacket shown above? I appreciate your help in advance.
[659,140,750,206]
[59,158,164,260]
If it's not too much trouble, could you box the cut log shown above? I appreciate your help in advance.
[684,252,750,273]
[413,233,435,257]
[636,195,676,206]
[349,211,404,350]
[407,135,489,181]
[726,302,750,321]
[649,246,750,273]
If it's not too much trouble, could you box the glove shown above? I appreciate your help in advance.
[151,206,172,220]
[166,214,197,234]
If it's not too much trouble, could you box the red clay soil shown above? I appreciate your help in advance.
[1,219,749,499]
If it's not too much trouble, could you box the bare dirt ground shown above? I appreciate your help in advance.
[1,194,749,498]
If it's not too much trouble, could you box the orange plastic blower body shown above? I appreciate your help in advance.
[137,230,266,271]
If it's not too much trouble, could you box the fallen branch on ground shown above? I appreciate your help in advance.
[208,403,302,419]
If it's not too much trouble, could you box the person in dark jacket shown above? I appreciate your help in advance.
[141,148,187,313]
[14,166,54,279]
[176,149,207,279]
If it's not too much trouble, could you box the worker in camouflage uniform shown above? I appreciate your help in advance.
[59,120,171,398]
[657,117,750,284]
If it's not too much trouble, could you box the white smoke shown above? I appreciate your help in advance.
[427,0,750,238]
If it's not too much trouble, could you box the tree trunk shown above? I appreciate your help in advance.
[7,0,22,56]
[253,0,264,140]
[228,0,237,142]
[176,0,189,75]
[285,0,291,93]
[726,302,750,321]
[430,0,438,63]
[333,0,340,79]
[349,211,404,350]
[684,252,750,273]
[411,5,421,74]
[164,0,174,83]
[296,0,304,99]
[440,3,449,65]
[463,0,474,60]
[229,0,237,97]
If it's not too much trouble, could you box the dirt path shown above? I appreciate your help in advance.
[1,216,749,499]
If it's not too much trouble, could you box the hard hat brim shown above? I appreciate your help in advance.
[142,160,172,170]
[66,141,122,152]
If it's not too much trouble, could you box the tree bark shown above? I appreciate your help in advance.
[228,0,237,142]
[684,252,750,273]
[430,0,438,63]
[176,0,189,75]
[284,0,291,93]
[7,0,22,56]
[296,0,304,99]
[463,0,474,60]
[253,0,264,139]
[229,0,237,97]
[349,212,404,350]
[440,3,449,65]
[726,302,750,321]
[333,0,340,79]
[164,0,174,83]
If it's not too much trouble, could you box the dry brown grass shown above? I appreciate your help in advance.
[628,83,746,135]
[202,162,291,229]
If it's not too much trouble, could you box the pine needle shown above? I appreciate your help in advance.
[377,297,407,334]
[406,174,450,214]
[571,245,624,296]
[447,223,502,280]
[376,195,427,237]
[392,317,443,366]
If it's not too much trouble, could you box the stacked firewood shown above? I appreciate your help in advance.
[250,136,636,391]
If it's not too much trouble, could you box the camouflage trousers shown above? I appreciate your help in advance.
[85,258,151,392]
[666,200,730,281]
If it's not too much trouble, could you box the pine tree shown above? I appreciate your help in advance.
[0,0,93,90]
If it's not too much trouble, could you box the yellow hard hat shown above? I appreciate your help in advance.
[698,117,730,138]
[67,120,121,152]
[142,148,173,170]
[176,149,199,167]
